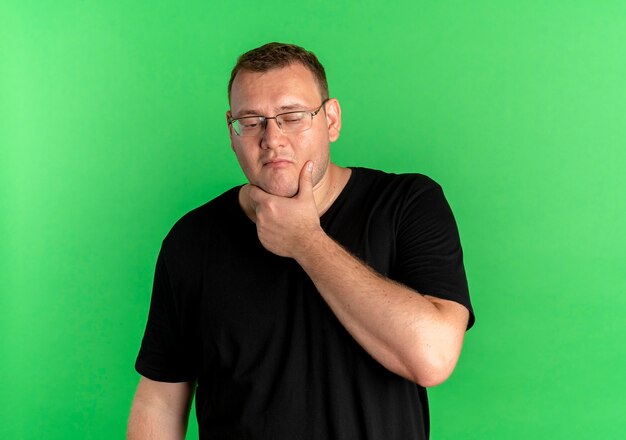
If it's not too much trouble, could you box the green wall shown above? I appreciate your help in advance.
[2,1,625,438]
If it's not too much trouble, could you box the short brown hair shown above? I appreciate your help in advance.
[228,42,329,102]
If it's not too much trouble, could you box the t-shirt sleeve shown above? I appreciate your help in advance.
[135,241,200,382]
[394,180,475,329]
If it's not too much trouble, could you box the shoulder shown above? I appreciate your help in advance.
[350,166,439,187]
[161,186,242,255]
[344,168,457,232]
[348,167,443,200]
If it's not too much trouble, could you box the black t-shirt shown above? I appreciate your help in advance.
[136,167,474,439]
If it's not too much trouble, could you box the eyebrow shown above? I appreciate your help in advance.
[234,102,310,118]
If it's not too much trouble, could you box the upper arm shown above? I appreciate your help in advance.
[132,376,195,414]
[425,295,470,334]
[128,376,195,439]
[415,295,470,387]
[136,246,201,382]
[395,181,475,329]
[127,376,195,440]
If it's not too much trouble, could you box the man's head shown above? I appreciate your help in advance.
[228,42,329,104]
[227,43,341,198]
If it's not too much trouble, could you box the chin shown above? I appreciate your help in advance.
[259,180,299,198]
[264,185,298,198]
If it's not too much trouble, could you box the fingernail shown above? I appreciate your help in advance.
[307,162,313,172]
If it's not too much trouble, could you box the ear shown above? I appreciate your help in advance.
[324,98,342,142]
[226,110,235,150]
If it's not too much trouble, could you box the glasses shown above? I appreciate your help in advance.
[228,99,329,137]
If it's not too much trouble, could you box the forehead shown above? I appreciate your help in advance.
[230,63,322,114]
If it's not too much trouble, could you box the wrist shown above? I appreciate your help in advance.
[292,227,330,264]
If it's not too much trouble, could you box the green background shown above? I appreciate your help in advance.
[2,1,625,438]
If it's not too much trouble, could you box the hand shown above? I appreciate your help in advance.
[248,161,323,258]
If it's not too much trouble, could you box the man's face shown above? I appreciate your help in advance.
[228,63,340,197]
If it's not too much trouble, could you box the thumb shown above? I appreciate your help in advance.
[297,161,314,197]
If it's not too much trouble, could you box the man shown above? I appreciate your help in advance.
[128,42,474,439]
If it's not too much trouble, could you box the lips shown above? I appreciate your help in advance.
[262,157,294,167]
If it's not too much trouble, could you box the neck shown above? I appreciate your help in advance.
[313,163,351,216]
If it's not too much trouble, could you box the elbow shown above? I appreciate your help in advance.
[407,314,468,387]
[414,368,453,388]
[408,348,461,388]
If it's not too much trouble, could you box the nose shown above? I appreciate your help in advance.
[260,118,285,150]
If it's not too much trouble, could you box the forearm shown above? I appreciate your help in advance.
[294,229,468,387]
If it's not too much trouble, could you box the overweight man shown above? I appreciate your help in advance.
[128,42,475,440]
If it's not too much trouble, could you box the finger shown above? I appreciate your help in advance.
[297,161,314,197]
[247,184,269,202]
[246,184,270,212]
